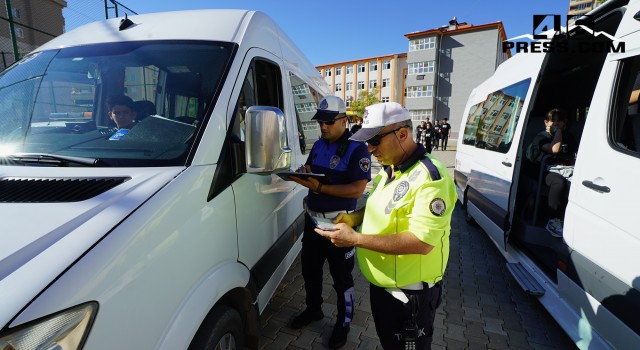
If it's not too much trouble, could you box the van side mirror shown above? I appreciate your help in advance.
[245,106,291,174]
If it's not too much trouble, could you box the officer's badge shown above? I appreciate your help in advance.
[359,158,370,172]
[330,155,340,169]
[319,99,328,110]
[393,181,410,201]
[430,198,446,216]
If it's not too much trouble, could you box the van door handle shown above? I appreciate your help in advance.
[501,161,512,167]
[581,180,610,193]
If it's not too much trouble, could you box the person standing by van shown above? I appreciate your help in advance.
[440,118,452,150]
[318,102,457,350]
[525,108,576,237]
[289,96,371,349]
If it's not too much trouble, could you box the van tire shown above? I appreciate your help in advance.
[463,202,477,226]
[188,305,244,350]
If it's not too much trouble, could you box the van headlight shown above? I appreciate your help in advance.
[0,302,97,350]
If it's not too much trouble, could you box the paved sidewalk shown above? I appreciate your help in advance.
[258,148,575,349]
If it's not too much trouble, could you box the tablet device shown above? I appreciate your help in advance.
[313,217,338,231]
[277,171,332,184]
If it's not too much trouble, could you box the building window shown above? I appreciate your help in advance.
[369,79,377,89]
[409,37,436,51]
[357,81,365,90]
[324,68,331,77]
[345,99,351,107]
[382,60,391,70]
[381,96,390,103]
[346,82,353,91]
[405,85,433,98]
[346,65,354,74]
[296,102,318,113]
[382,78,390,88]
[358,63,366,73]
[335,83,342,92]
[292,84,311,96]
[336,67,342,76]
[408,61,435,75]
[370,62,378,71]
[302,121,320,131]
[410,109,433,121]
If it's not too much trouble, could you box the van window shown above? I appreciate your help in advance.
[229,59,283,177]
[462,79,530,153]
[611,56,640,154]
[288,72,322,151]
[0,41,233,167]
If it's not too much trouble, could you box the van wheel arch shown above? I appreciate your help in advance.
[188,287,259,350]
[463,187,477,226]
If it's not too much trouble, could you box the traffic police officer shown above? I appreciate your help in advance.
[289,95,371,349]
[317,102,457,350]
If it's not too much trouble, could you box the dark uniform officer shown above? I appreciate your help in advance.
[289,95,371,349]
[316,102,457,350]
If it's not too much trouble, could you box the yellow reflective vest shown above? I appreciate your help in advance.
[357,152,457,288]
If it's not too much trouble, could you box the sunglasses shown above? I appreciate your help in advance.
[317,116,345,126]
[366,126,405,146]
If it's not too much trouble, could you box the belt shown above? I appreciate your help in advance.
[387,281,440,303]
[307,209,352,219]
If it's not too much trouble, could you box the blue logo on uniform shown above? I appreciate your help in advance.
[319,99,329,110]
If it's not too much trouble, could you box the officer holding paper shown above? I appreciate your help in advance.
[288,95,370,349]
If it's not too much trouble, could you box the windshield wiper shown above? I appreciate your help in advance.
[4,153,109,167]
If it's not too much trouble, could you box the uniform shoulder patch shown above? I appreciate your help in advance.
[430,198,446,216]
[359,158,370,172]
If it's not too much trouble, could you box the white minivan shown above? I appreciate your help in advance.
[456,0,640,348]
[0,10,329,350]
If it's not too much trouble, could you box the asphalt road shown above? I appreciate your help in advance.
[258,147,576,349]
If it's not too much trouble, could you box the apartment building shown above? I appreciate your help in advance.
[0,0,67,69]
[568,0,601,23]
[404,18,508,138]
[316,18,507,140]
[317,53,407,107]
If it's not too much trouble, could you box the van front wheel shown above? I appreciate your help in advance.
[189,305,244,350]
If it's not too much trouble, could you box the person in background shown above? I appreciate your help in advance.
[416,120,427,150]
[525,108,576,237]
[440,118,452,151]
[317,102,456,350]
[288,95,371,349]
[432,119,441,151]
[350,117,363,134]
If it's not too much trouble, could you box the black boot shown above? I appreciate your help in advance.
[290,308,324,329]
[328,323,350,349]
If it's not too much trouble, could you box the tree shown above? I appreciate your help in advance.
[349,88,379,119]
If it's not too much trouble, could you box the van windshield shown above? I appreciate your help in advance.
[0,40,233,167]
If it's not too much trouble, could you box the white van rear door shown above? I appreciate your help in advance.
[566,36,640,343]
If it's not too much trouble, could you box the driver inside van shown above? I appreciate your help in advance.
[105,94,138,140]
[525,108,577,238]
[107,94,138,130]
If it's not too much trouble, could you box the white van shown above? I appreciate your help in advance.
[455,0,640,348]
[0,10,329,350]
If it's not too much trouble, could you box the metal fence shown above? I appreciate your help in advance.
[0,0,136,71]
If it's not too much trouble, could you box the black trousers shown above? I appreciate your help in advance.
[370,282,442,350]
[441,135,449,150]
[301,213,355,326]
[545,172,567,218]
